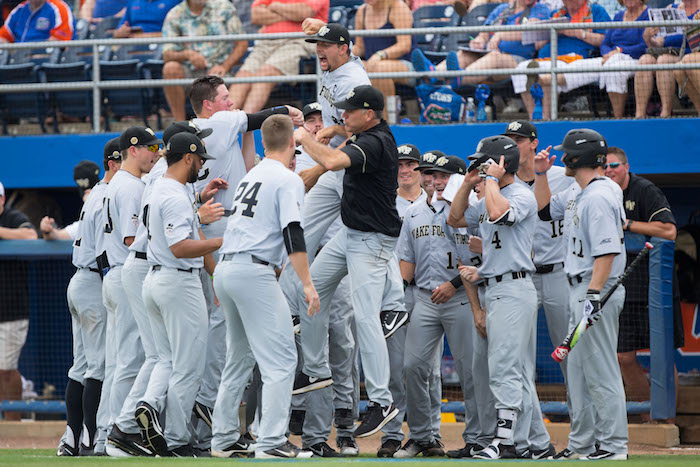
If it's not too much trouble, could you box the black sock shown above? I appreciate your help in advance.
[65,379,84,448]
[82,378,103,448]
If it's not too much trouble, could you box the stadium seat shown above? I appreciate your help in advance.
[413,4,460,25]
[7,47,60,67]
[73,18,90,40]
[347,5,360,29]
[462,3,502,26]
[113,43,163,62]
[100,59,151,131]
[0,63,48,134]
[88,15,122,39]
[40,62,92,132]
[412,5,461,62]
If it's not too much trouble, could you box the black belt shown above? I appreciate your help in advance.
[568,275,584,286]
[222,253,270,266]
[152,265,195,273]
[483,271,528,286]
[535,262,563,274]
[79,267,101,275]
[135,251,147,260]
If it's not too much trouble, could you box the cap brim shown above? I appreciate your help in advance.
[414,163,434,171]
[333,99,360,110]
[305,36,340,44]
[144,136,164,146]
[398,155,420,162]
[553,144,565,151]
[424,167,457,174]
[197,127,213,139]
[199,151,216,160]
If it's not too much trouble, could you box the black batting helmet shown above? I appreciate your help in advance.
[467,135,520,173]
[555,129,607,169]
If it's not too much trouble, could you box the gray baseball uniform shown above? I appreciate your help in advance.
[142,176,208,450]
[463,182,537,446]
[114,158,169,436]
[211,158,305,455]
[563,178,628,456]
[102,169,146,431]
[398,199,477,444]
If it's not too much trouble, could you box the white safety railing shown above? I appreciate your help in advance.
[1,19,699,131]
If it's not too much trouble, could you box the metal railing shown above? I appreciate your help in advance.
[1,19,699,130]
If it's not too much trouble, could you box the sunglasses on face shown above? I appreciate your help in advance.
[140,144,160,153]
[604,162,622,169]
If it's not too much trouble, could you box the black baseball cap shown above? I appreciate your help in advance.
[305,23,351,45]
[426,155,466,175]
[119,126,163,151]
[103,137,122,160]
[74,160,100,190]
[303,102,322,118]
[163,121,213,145]
[333,85,384,112]
[397,144,421,162]
[414,150,446,171]
[166,132,216,160]
[503,120,537,139]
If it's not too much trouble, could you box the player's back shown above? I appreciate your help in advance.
[104,170,146,267]
[72,182,108,269]
[220,158,305,268]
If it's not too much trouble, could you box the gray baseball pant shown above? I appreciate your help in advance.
[67,269,106,384]
[142,267,208,449]
[95,282,117,453]
[473,285,496,447]
[566,278,627,455]
[211,256,297,454]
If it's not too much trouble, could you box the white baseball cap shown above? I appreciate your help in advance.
[0,181,4,198]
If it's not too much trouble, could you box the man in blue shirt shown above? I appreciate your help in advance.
[112,0,182,38]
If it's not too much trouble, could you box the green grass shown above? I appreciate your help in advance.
[0,451,694,466]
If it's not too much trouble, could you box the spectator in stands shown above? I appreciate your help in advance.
[0,180,38,422]
[161,0,248,121]
[351,0,414,119]
[603,147,683,420]
[636,0,700,118]
[79,0,127,22]
[232,0,259,33]
[510,0,611,119]
[412,0,551,90]
[675,47,700,116]
[407,0,469,14]
[0,0,74,43]
[229,0,328,113]
[111,0,182,38]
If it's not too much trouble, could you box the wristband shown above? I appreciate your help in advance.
[485,175,499,183]
[378,50,388,60]
[624,219,633,231]
[196,212,202,225]
[450,275,463,290]
[535,171,547,176]
[587,289,600,295]
[196,191,202,204]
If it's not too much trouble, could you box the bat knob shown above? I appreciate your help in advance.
[551,347,569,362]
[644,242,654,250]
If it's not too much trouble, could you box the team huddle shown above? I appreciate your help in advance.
[57,22,630,461]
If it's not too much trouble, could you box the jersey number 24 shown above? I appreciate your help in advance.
[231,182,262,218]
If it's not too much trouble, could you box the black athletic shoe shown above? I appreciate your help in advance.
[377,439,401,458]
[211,439,253,458]
[334,408,354,429]
[308,441,343,457]
[530,443,556,460]
[292,372,333,395]
[394,438,445,458]
[289,409,305,435]
[380,310,409,338]
[292,315,301,334]
[581,449,628,460]
[56,443,78,456]
[194,448,211,457]
[134,401,168,455]
[166,444,197,457]
[241,432,256,445]
[78,444,97,456]
[473,441,517,459]
[553,448,583,459]
[354,402,399,438]
[106,426,154,457]
[193,401,213,429]
[447,442,482,458]
[336,436,359,456]
[256,441,312,459]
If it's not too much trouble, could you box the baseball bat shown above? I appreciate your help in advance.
[551,241,654,362]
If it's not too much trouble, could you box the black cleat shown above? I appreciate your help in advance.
[336,436,359,456]
[530,442,556,459]
[211,439,253,458]
[292,372,333,395]
[380,310,409,338]
[393,438,445,458]
[134,401,168,455]
[581,449,628,460]
[354,402,399,438]
[473,441,517,459]
[193,401,213,429]
[106,426,154,457]
[256,441,312,459]
[292,315,301,334]
[166,444,197,457]
[447,442,482,458]
[289,409,305,436]
[377,439,402,458]
[553,447,583,459]
[334,407,354,429]
[308,441,343,457]
[56,443,78,456]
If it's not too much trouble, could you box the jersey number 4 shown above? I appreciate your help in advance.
[231,182,262,218]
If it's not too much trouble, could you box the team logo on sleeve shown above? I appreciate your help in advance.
[166,223,174,235]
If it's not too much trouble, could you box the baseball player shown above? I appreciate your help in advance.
[102,126,161,456]
[210,115,318,459]
[296,102,324,173]
[453,135,538,459]
[533,129,628,460]
[395,155,477,459]
[57,139,122,457]
[292,85,400,438]
[136,132,221,457]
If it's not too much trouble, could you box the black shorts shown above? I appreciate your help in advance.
[617,297,685,353]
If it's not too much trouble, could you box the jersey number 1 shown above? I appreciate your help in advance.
[232,182,262,218]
